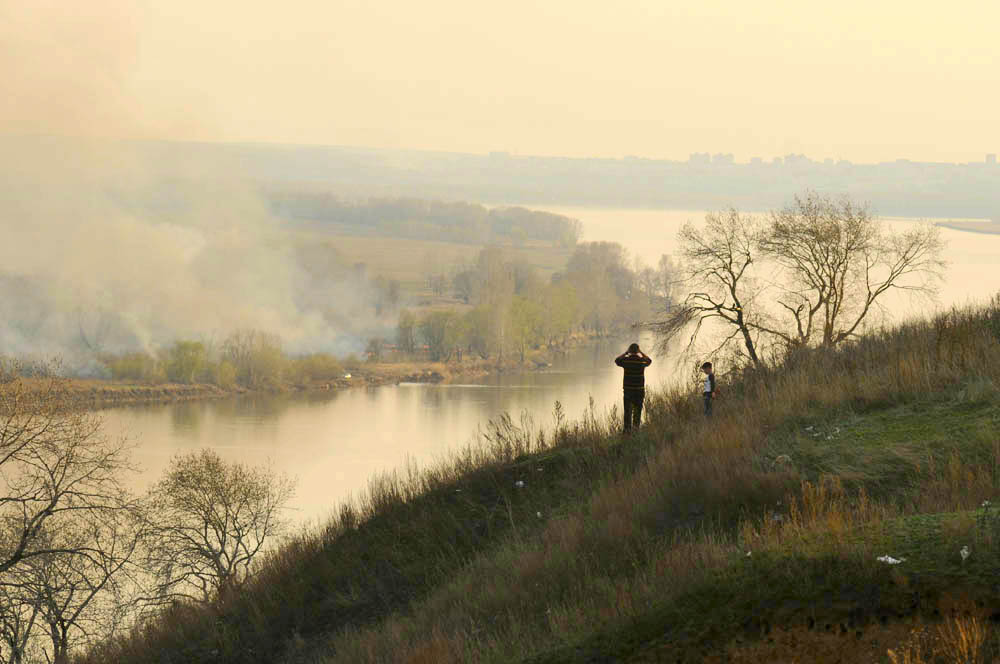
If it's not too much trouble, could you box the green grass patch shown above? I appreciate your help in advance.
[759,397,1000,497]
[526,509,1000,663]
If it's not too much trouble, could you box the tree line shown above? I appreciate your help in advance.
[392,243,677,363]
[100,331,352,389]
[269,193,584,247]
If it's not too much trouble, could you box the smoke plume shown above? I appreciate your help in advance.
[0,2,376,371]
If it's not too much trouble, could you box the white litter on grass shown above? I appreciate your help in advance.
[961,545,971,562]
[877,555,905,565]
[536,512,542,518]
[746,551,752,557]
[805,426,814,431]
[514,480,525,488]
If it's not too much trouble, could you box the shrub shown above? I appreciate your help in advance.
[164,341,207,384]
[288,353,344,384]
[222,330,286,388]
[102,352,164,382]
[205,360,238,389]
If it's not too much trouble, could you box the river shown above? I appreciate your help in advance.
[109,335,667,526]
[104,208,1000,526]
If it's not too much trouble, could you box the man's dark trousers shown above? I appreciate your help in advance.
[624,389,644,433]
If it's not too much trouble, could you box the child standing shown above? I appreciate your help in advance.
[701,362,716,416]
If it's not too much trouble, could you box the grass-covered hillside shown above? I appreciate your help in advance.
[78,299,1000,664]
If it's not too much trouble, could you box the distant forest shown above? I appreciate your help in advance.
[269,192,583,247]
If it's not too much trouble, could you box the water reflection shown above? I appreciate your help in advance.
[169,401,204,434]
[213,393,299,420]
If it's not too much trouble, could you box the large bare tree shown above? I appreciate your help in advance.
[653,195,947,365]
[652,209,766,366]
[758,192,945,347]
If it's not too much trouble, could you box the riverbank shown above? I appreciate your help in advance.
[936,219,1000,235]
[36,335,613,409]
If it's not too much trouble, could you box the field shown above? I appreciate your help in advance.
[291,226,575,293]
[77,298,1000,664]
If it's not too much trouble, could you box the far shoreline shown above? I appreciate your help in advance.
[936,220,1000,235]
[19,332,620,411]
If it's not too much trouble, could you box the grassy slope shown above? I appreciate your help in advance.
[80,409,671,664]
[77,302,1000,664]
[529,398,1000,663]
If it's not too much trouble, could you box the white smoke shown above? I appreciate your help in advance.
[0,3,379,369]
[0,138,379,369]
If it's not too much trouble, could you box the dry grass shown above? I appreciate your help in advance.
[74,299,1000,664]
[937,615,989,664]
[292,303,1000,664]
[888,616,990,664]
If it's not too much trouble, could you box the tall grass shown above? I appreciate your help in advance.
[76,299,1000,664]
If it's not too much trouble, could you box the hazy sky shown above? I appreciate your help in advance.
[4,0,999,162]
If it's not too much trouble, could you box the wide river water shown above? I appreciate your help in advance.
[104,208,1000,526]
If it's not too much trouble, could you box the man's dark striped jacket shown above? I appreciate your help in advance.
[615,354,652,391]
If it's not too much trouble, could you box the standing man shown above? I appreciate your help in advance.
[615,343,652,434]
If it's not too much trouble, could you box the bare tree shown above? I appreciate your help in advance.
[222,330,284,388]
[657,254,680,307]
[652,195,947,365]
[759,192,946,347]
[0,370,142,663]
[651,209,766,366]
[0,373,135,577]
[25,509,145,664]
[144,449,295,604]
[0,575,41,664]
